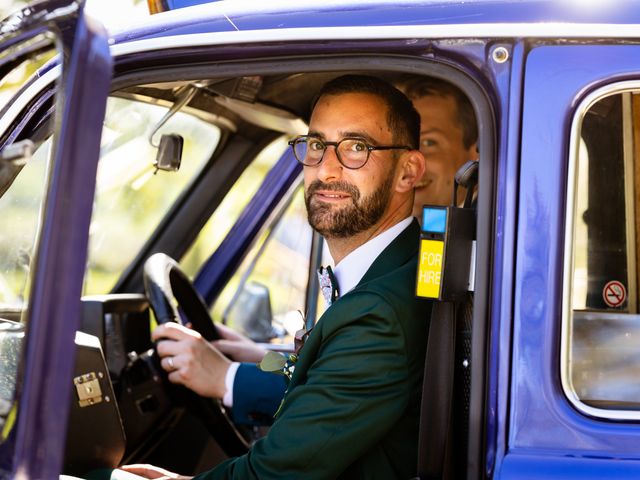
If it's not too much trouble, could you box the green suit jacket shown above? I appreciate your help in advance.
[197,220,432,480]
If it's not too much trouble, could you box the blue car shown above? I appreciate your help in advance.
[0,0,639,478]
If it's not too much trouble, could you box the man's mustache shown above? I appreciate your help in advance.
[305,180,361,202]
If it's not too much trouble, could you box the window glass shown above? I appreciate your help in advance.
[0,38,57,450]
[0,39,56,311]
[181,137,288,275]
[0,140,50,308]
[82,96,221,294]
[181,136,332,344]
[212,186,318,343]
[567,89,640,412]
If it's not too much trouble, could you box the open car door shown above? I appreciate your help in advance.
[0,0,111,478]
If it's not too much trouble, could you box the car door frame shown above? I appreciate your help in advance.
[499,42,640,478]
[0,2,112,478]
[104,37,498,478]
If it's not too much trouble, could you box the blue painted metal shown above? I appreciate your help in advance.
[482,40,526,479]
[165,0,221,10]
[112,0,640,45]
[8,4,112,478]
[0,0,75,51]
[500,453,640,479]
[506,44,640,475]
[194,149,302,306]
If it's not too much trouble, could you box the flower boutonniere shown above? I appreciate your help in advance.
[258,312,312,381]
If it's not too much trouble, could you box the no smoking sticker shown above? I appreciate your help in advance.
[602,280,626,308]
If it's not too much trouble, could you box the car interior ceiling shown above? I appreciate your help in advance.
[116,71,406,135]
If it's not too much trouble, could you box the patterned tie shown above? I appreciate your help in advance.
[317,265,340,306]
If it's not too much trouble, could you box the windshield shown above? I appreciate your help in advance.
[83,96,221,294]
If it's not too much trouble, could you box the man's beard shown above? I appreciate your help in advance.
[304,174,394,238]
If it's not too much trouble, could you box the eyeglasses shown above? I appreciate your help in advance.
[288,135,412,170]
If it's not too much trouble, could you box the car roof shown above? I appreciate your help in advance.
[109,0,640,46]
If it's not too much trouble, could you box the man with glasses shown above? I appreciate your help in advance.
[124,74,432,479]
[199,75,479,431]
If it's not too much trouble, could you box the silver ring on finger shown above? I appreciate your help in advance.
[168,356,175,370]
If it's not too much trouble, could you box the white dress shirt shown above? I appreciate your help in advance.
[223,216,414,407]
[332,216,413,296]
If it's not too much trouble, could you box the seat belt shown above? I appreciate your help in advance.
[414,301,457,480]
[413,160,478,480]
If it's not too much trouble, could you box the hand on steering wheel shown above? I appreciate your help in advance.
[143,252,248,456]
[153,322,229,399]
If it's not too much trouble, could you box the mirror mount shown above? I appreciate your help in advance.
[148,84,197,172]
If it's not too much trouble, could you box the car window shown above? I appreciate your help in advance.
[0,140,50,309]
[181,137,289,275]
[564,86,640,416]
[82,96,221,294]
[213,186,320,343]
[0,42,56,309]
[181,137,320,342]
[0,37,58,446]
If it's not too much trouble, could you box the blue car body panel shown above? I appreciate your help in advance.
[112,0,640,43]
[510,44,640,461]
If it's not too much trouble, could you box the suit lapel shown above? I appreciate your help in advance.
[287,219,420,390]
[355,218,420,289]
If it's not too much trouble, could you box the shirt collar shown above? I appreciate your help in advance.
[332,217,413,295]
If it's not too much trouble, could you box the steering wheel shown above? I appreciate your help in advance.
[143,252,249,456]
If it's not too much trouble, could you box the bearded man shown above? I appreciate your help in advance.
[125,74,432,480]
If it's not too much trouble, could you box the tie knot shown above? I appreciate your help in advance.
[318,265,339,306]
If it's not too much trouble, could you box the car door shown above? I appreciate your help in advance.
[501,42,640,478]
[0,1,111,478]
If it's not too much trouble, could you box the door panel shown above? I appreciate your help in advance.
[503,44,640,478]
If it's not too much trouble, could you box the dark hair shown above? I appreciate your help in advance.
[313,74,420,150]
[399,76,478,149]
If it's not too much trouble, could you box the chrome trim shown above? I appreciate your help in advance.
[622,93,637,313]
[562,80,640,421]
[111,23,640,57]
[0,66,60,140]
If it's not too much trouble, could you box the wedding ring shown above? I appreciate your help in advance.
[168,356,175,370]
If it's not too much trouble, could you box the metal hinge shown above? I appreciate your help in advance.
[74,372,103,408]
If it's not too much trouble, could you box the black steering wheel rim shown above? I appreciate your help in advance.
[143,253,219,341]
[143,252,249,456]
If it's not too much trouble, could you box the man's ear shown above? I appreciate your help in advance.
[468,142,479,160]
[395,150,425,193]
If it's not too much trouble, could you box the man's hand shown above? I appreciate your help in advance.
[212,322,268,363]
[119,464,191,479]
[152,323,230,399]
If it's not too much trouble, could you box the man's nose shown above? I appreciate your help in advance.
[316,146,343,181]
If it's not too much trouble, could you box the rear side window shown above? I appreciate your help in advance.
[564,85,640,417]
